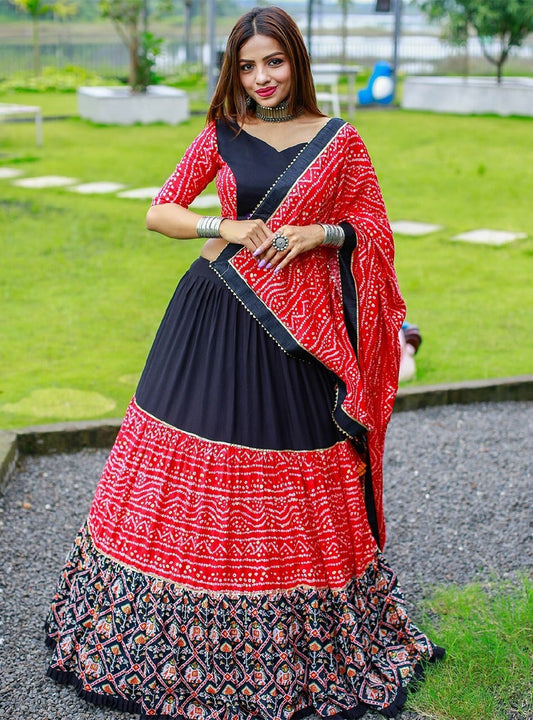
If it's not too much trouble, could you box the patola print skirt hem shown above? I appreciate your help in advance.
[45,520,442,720]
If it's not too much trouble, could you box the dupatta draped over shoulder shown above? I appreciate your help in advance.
[153,119,406,549]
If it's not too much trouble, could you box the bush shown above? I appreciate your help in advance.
[0,65,108,92]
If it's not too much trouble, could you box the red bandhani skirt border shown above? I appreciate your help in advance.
[88,399,376,594]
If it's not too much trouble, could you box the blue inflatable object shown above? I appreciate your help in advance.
[358,61,395,105]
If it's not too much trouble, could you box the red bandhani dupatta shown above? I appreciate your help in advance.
[212,119,405,548]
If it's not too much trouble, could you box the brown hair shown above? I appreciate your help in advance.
[206,6,324,124]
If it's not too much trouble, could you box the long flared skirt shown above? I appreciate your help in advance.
[45,258,441,719]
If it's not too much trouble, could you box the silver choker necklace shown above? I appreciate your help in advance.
[255,100,294,123]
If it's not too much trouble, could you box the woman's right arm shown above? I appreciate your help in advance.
[146,122,220,239]
[145,122,272,251]
[147,203,273,254]
[146,202,204,239]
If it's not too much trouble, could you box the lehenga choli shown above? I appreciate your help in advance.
[45,118,443,719]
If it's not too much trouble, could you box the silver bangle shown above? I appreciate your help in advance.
[319,223,345,248]
[196,216,223,238]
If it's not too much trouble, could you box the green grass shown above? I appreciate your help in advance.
[408,575,533,720]
[1,93,532,428]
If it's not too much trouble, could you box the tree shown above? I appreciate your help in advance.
[418,0,533,82]
[473,0,533,81]
[418,0,473,75]
[100,0,162,92]
[8,0,77,75]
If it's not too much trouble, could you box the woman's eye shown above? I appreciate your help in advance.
[240,63,253,72]
[269,58,282,66]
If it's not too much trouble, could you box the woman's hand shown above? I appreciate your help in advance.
[252,224,326,273]
[220,218,274,254]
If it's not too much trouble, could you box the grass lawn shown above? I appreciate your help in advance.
[0,92,532,429]
[408,576,533,720]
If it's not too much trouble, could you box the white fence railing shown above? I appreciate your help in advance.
[1,35,532,78]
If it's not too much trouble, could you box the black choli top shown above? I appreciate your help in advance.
[216,120,306,221]
[216,120,357,248]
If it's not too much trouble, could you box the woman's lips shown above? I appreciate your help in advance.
[256,87,277,98]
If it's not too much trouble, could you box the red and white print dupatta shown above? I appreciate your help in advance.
[152,119,406,549]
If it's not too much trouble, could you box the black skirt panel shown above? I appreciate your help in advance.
[135,257,345,450]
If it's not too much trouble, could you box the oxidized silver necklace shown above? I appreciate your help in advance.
[255,99,294,123]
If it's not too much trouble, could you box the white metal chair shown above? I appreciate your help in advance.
[313,72,341,117]
[0,103,43,146]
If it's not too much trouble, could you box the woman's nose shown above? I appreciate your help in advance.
[255,64,270,84]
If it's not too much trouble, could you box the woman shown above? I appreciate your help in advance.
[45,6,443,719]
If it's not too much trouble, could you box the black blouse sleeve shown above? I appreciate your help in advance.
[340,221,357,251]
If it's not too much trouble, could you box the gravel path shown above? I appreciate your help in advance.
[0,401,531,720]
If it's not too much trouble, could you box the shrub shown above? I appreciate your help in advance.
[0,65,108,92]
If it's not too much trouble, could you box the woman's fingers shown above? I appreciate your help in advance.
[272,246,298,273]
[266,228,305,270]
[247,220,272,249]
[250,224,324,269]
[261,225,325,271]
[220,219,273,251]
[253,229,292,266]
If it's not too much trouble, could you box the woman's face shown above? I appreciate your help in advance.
[238,33,292,107]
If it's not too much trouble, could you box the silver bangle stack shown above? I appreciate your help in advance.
[196,216,223,238]
[319,223,345,248]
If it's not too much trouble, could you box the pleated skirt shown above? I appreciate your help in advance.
[45,257,441,720]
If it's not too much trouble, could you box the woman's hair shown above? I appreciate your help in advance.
[206,6,323,124]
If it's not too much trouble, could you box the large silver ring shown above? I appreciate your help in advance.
[272,234,289,252]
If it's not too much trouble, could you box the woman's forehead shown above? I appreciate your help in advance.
[239,34,285,60]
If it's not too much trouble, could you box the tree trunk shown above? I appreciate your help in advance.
[463,51,469,77]
[479,36,509,84]
[463,36,470,77]
[496,44,509,84]
[129,31,140,90]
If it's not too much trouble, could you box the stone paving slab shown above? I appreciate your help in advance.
[117,186,160,199]
[116,190,221,208]
[390,220,444,236]
[69,181,126,194]
[13,175,78,188]
[190,194,221,209]
[451,228,527,245]
[7,171,529,251]
[0,167,24,179]
[7,172,529,252]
